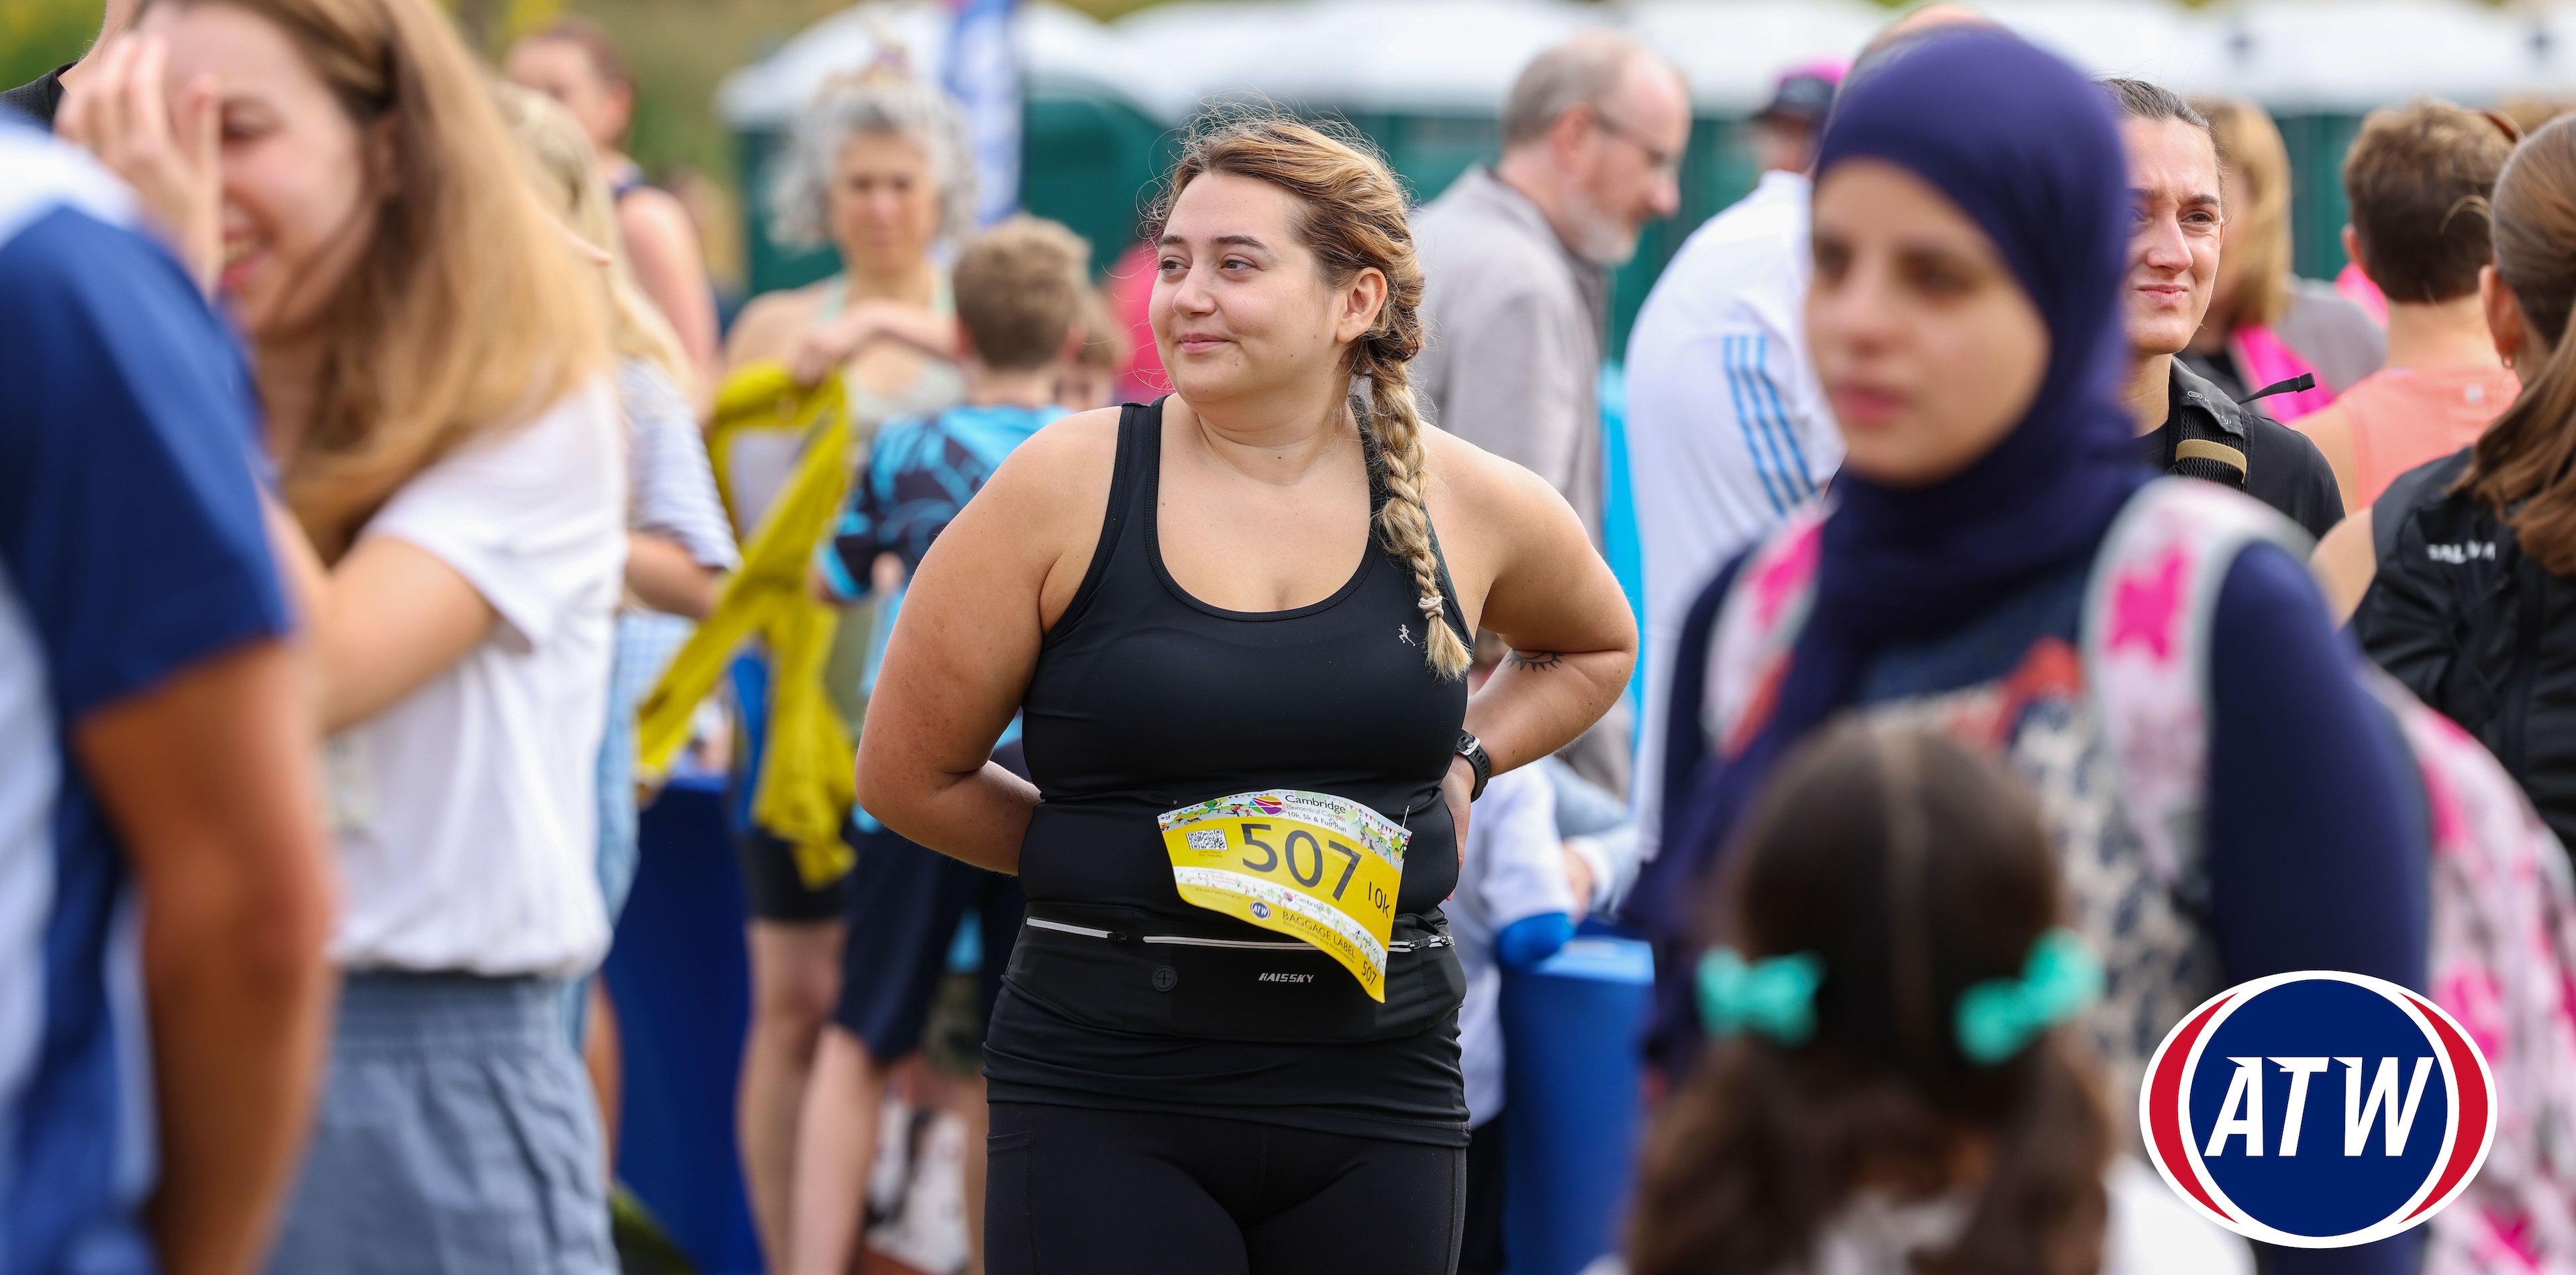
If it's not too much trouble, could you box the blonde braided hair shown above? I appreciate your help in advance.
[1157,114,1472,679]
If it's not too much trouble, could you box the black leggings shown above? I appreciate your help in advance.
[985,1102,1465,1275]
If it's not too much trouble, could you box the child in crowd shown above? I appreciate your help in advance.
[1628,721,2248,1275]
[788,214,1094,1275]
[1057,286,1133,411]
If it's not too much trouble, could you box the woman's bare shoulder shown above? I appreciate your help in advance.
[724,285,828,366]
[973,407,1124,527]
[1420,420,1575,526]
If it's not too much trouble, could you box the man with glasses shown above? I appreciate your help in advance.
[1415,30,1688,554]
[1413,30,1688,798]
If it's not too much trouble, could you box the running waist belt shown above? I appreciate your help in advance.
[1009,903,1464,1044]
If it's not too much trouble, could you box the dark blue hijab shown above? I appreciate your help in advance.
[1645,32,2146,941]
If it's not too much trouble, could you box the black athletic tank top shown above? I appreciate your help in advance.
[983,399,1473,1147]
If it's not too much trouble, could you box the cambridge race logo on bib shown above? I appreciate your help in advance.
[2139,971,2496,1247]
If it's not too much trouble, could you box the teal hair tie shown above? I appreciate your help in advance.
[1954,927,2104,1064]
[1697,948,1826,1046]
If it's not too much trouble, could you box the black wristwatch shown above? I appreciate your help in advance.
[1454,729,1493,803]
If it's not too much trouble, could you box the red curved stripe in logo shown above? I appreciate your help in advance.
[2403,990,2489,1221]
[2148,994,2235,1219]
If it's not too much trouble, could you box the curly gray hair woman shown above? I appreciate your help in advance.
[713,65,984,1270]
[768,71,977,252]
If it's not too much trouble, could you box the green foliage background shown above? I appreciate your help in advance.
[0,0,1159,199]
[3,0,97,90]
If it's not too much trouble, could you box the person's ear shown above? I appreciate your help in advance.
[2341,225,2371,288]
[605,82,635,140]
[367,114,401,197]
[1550,103,1597,168]
[2483,263,2526,369]
[1336,266,1388,345]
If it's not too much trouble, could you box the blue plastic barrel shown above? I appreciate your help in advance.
[1499,935,1655,1275]
[603,776,765,1274]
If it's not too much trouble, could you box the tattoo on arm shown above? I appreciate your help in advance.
[1504,650,1564,672]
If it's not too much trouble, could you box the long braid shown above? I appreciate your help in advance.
[1158,112,1470,679]
[1361,358,1471,678]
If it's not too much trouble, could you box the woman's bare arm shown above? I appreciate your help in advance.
[854,411,1120,871]
[617,190,721,390]
[1434,435,1638,776]
[2312,506,2378,625]
[264,505,495,734]
[626,532,721,620]
[787,301,960,387]
[722,288,821,381]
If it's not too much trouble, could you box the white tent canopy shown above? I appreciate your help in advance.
[718,0,2576,130]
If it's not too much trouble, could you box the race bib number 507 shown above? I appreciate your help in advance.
[1157,790,1409,1001]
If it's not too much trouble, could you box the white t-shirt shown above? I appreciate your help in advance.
[1580,1156,2251,1275]
[1797,1158,2251,1275]
[1624,169,1844,856]
[326,380,628,976]
[1449,765,1576,1127]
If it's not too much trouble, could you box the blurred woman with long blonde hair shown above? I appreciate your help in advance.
[68,0,630,1266]
[497,82,738,1159]
[2181,98,2387,421]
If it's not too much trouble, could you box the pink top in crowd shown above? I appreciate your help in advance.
[2322,364,2521,508]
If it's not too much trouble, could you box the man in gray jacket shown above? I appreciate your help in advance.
[1413,30,1688,795]
[1413,30,1689,548]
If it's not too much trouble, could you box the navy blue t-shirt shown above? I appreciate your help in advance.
[0,126,289,1275]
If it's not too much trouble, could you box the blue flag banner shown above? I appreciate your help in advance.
[943,0,1022,226]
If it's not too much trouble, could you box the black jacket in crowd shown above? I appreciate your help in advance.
[2355,448,2576,850]
[2140,358,2345,541]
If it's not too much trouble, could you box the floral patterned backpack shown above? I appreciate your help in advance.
[2087,479,2576,1273]
[1704,478,2576,1270]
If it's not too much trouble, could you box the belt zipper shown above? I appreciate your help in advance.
[1024,916,1120,941]
[1144,934,1312,951]
[1148,934,1450,952]
[1025,917,1450,953]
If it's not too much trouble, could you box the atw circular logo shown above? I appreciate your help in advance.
[2139,972,2495,1247]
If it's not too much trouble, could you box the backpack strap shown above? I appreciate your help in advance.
[1702,503,1828,760]
[2079,478,2312,887]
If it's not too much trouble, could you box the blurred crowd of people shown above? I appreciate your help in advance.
[14,0,2576,1274]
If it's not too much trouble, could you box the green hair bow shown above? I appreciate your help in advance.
[1953,928,2103,1064]
[1697,948,1826,1046]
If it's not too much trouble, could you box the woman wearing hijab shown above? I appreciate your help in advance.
[1631,32,2426,1275]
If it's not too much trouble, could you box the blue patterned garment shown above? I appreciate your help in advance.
[817,403,1068,599]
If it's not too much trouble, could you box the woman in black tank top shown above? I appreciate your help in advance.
[852,117,1635,1274]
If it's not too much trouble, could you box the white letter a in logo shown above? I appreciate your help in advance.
[2204,1057,2267,1157]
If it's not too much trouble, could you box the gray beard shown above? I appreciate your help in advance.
[1558,191,1639,266]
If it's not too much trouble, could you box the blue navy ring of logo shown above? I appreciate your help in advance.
[2138,970,2495,1248]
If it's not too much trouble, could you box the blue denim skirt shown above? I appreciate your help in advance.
[266,971,614,1275]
